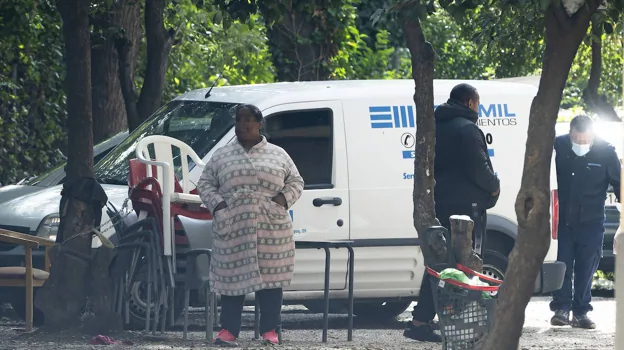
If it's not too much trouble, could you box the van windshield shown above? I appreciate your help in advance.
[94,100,237,184]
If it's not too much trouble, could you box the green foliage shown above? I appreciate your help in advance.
[465,0,623,110]
[214,0,362,81]
[459,3,544,78]
[2,0,622,185]
[335,10,500,80]
[160,1,274,100]
[0,0,274,184]
[564,30,623,109]
[356,0,405,48]
[422,12,497,79]
[331,30,408,79]
[0,0,66,185]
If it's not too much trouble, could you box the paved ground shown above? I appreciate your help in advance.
[0,296,616,349]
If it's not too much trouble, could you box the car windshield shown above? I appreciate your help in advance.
[22,132,128,187]
[94,100,237,184]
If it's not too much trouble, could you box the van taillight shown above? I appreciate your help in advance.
[551,189,559,240]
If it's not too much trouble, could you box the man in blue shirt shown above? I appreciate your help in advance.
[550,115,621,329]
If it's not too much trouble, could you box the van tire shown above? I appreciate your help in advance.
[482,248,508,281]
[353,300,412,320]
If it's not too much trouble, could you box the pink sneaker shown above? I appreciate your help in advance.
[214,329,238,347]
[262,330,280,345]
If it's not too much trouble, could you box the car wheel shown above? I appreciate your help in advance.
[124,279,186,331]
[482,248,507,281]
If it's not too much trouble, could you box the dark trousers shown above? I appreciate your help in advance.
[220,288,283,337]
[550,222,604,315]
[411,209,453,322]
[411,205,486,322]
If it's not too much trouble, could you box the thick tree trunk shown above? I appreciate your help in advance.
[264,7,333,81]
[402,16,439,252]
[35,0,94,329]
[90,0,141,144]
[450,215,482,271]
[56,3,94,183]
[582,17,620,121]
[91,42,127,144]
[483,3,600,349]
[116,0,174,131]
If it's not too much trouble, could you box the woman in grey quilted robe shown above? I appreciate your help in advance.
[198,104,304,346]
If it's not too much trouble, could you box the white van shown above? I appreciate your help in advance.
[0,79,565,326]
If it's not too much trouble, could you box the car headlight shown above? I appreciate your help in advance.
[36,214,60,241]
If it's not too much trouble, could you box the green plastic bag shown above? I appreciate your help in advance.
[438,268,493,299]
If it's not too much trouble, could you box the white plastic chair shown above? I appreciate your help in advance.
[135,135,205,257]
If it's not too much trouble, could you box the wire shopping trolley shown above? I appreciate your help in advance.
[427,263,502,350]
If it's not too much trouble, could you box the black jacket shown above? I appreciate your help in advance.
[434,99,500,213]
[555,135,621,225]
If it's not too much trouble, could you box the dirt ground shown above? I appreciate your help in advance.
[0,296,615,349]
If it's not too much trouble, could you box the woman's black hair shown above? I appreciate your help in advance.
[235,104,264,122]
[234,103,267,136]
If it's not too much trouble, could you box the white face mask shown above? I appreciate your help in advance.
[571,142,591,157]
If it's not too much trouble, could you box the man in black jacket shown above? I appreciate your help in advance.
[404,83,500,342]
[550,115,621,329]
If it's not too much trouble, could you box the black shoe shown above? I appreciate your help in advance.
[550,310,570,326]
[403,323,442,343]
[571,314,596,329]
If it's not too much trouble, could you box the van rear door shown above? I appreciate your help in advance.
[262,101,350,292]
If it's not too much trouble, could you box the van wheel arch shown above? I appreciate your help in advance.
[483,230,515,280]
[486,229,515,257]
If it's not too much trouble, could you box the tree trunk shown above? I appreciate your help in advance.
[483,3,599,349]
[35,0,94,329]
[264,8,333,81]
[450,215,482,271]
[582,16,620,121]
[401,16,440,259]
[90,0,141,144]
[117,0,174,132]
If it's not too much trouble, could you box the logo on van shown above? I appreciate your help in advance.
[368,104,517,129]
[433,103,518,127]
[401,148,494,160]
[369,106,415,129]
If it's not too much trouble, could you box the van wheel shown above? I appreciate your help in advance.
[353,300,412,320]
[482,249,507,281]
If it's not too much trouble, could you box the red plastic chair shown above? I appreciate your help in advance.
[128,159,212,247]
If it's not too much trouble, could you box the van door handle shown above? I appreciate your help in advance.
[313,197,342,207]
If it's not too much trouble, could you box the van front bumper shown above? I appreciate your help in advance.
[534,261,566,294]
